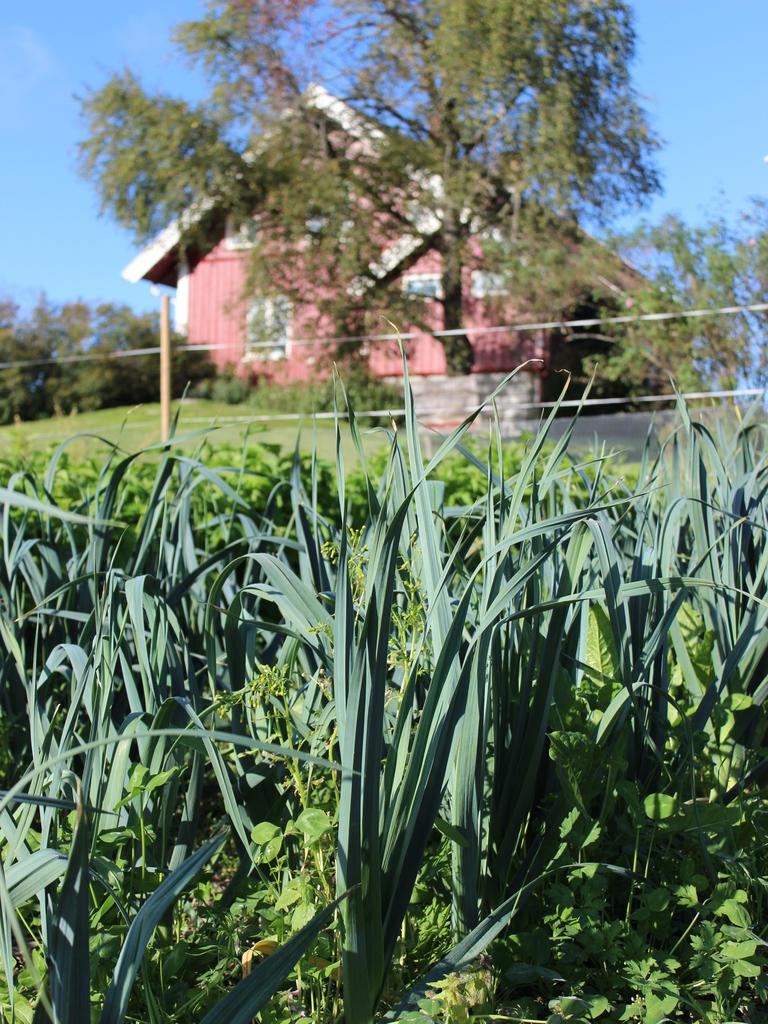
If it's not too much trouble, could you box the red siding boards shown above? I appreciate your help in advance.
[187,241,247,372]
[185,242,542,383]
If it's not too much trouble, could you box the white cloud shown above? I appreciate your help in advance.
[0,24,74,142]
[112,10,176,74]
[0,24,58,107]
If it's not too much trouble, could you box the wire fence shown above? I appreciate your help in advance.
[237,299,768,351]
[1,300,767,370]
[1,298,765,452]
[515,407,722,460]
[2,386,763,458]
[167,386,764,425]
[4,400,762,459]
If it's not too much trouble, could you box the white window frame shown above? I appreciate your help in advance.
[471,270,508,298]
[243,295,292,363]
[402,272,443,299]
[225,214,261,251]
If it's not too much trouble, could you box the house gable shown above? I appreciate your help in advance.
[120,87,634,385]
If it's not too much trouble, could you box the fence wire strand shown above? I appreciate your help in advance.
[1,300,767,370]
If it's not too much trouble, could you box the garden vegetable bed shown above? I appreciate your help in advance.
[1,368,766,1022]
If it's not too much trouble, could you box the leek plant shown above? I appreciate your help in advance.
[0,365,766,1022]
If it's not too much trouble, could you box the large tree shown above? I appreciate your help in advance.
[79,0,660,373]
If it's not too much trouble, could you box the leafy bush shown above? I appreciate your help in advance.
[0,366,767,1022]
[193,361,403,417]
[192,364,254,404]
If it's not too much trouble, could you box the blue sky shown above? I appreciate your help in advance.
[1,1,767,316]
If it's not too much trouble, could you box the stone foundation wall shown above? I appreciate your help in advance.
[384,370,541,436]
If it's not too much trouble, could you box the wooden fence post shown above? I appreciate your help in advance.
[160,294,171,442]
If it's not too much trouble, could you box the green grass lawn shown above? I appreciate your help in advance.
[0,399,388,462]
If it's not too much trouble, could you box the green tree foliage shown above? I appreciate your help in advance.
[79,0,660,373]
[587,202,768,393]
[0,297,89,423]
[541,200,768,398]
[0,296,212,424]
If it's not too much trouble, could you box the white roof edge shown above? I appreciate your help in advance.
[121,197,217,284]
[121,89,386,285]
[121,220,182,283]
[303,83,385,143]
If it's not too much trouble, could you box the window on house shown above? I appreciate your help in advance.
[226,215,261,250]
[305,214,328,236]
[244,296,291,362]
[471,271,508,298]
[402,273,442,298]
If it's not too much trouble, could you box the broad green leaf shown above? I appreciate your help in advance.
[549,996,591,1018]
[643,793,678,821]
[721,940,758,959]
[144,766,181,796]
[645,990,678,1024]
[716,897,752,928]
[251,822,283,862]
[294,808,333,844]
[584,604,619,688]
[733,958,762,978]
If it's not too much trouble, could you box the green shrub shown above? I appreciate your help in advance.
[192,363,253,404]
[191,361,403,418]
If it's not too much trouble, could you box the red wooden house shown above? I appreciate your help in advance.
[121,87,620,402]
[123,224,545,375]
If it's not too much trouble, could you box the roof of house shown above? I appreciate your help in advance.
[122,85,387,286]
[122,86,637,298]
